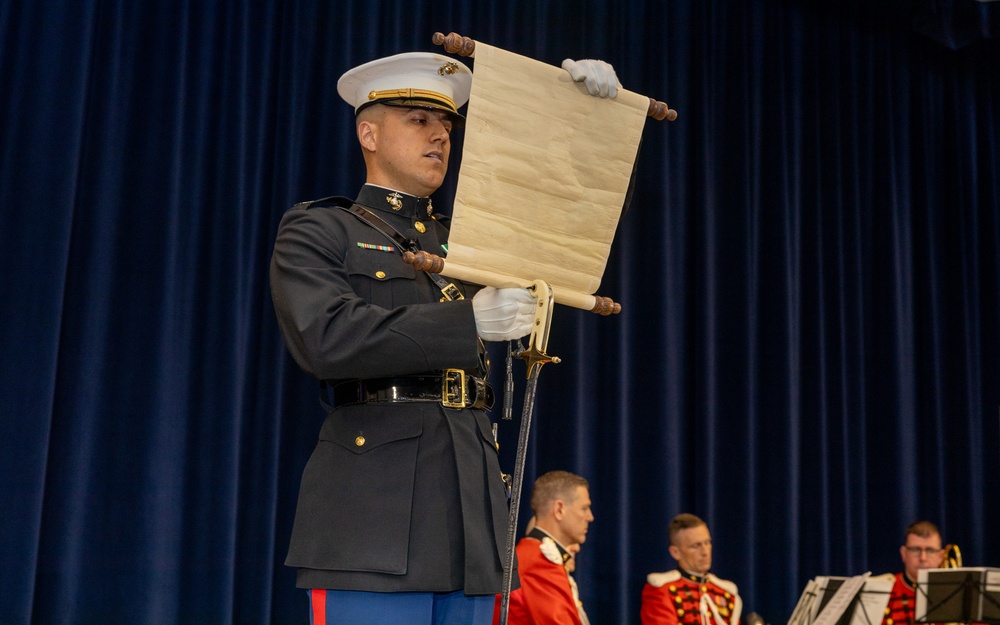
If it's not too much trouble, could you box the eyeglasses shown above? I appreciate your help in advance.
[904,546,942,556]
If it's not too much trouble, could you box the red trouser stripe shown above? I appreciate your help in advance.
[310,589,327,625]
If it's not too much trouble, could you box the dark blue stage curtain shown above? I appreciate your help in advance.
[1,1,998,623]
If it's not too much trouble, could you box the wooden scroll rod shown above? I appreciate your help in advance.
[402,250,622,316]
[432,31,678,121]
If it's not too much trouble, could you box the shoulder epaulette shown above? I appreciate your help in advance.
[647,570,682,587]
[537,537,565,565]
[706,573,739,595]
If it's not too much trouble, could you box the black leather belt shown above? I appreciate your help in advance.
[331,369,494,410]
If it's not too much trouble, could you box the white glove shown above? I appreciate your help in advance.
[472,286,536,342]
[561,58,621,98]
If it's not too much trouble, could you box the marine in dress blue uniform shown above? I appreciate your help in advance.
[271,53,509,625]
[271,50,623,625]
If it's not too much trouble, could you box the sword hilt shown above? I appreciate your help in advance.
[519,280,560,378]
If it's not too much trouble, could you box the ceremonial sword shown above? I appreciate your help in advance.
[498,279,560,625]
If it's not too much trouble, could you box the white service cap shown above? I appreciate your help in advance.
[337,52,473,118]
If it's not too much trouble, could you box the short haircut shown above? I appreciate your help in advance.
[904,520,941,543]
[355,102,388,127]
[669,513,707,546]
[530,471,589,515]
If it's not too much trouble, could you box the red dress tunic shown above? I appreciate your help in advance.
[641,570,742,625]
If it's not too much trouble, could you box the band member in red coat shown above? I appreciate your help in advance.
[494,471,594,625]
[880,521,947,625]
[641,514,741,625]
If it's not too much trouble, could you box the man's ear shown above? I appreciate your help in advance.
[669,544,681,562]
[358,120,377,152]
[552,499,566,521]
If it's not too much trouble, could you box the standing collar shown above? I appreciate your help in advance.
[357,184,434,218]
[681,569,709,583]
[528,527,572,564]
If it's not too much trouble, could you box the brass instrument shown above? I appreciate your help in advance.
[940,543,962,568]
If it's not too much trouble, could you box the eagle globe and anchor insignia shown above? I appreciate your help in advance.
[386,191,435,222]
[386,191,403,211]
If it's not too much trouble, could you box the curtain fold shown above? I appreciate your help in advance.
[1,1,998,623]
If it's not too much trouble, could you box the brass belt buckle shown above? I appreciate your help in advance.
[441,369,467,408]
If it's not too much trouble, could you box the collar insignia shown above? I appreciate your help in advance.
[386,191,403,211]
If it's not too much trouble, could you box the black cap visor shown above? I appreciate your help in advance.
[357,98,466,127]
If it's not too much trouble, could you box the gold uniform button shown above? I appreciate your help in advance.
[375,271,386,279]
[414,221,426,233]
[675,597,682,605]
[677,609,685,616]
[669,585,676,592]
[884,608,891,616]
[355,436,365,447]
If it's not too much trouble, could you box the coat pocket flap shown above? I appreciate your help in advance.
[320,407,423,455]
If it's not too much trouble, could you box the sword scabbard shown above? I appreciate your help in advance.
[500,280,563,625]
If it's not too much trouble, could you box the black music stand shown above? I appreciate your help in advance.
[915,568,1000,624]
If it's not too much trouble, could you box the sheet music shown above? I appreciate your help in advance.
[787,579,820,625]
[809,577,846,623]
[442,41,651,310]
[985,569,1000,622]
[988,569,1000,592]
[813,573,871,625]
[852,577,893,625]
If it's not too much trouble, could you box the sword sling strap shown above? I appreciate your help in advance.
[340,202,490,377]
[341,203,464,302]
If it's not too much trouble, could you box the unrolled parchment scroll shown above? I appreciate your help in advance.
[441,42,649,311]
